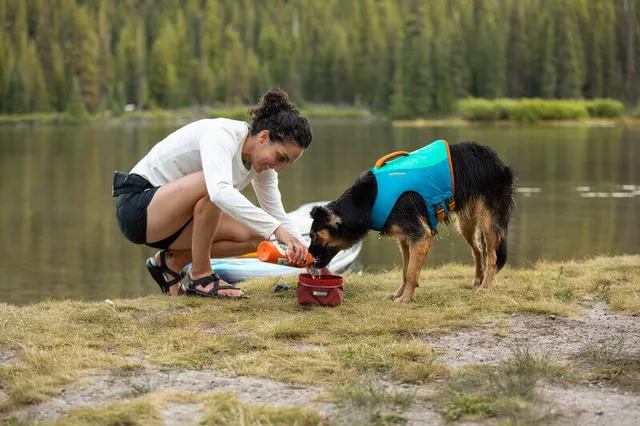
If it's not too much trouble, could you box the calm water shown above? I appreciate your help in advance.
[1,120,639,305]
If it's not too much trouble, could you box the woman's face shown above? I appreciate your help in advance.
[253,130,304,173]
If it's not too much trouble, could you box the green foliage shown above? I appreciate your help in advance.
[6,61,28,114]
[586,98,624,118]
[66,77,88,119]
[457,98,498,121]
[457,98,621,122]
[1,0,639,117]
[510,99,589,123]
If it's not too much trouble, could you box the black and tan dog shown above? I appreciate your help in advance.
[308,141,516,302]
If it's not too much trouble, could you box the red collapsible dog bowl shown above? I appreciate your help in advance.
[297,274,344,306]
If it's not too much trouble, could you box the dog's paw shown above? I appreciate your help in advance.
[476,284,490,292]
[394,294,413,303]
[472,277,483,286]
[388,293,398,300]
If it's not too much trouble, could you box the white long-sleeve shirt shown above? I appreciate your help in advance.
[130,118,304,241]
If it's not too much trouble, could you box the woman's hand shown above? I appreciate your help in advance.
[274,226,309,266]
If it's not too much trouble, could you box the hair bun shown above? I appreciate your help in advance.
[248,88,312,149]
[249,88,296,121]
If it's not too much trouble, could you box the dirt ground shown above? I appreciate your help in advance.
[2,302,639,425]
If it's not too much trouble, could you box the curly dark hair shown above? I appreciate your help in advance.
[248,88,312,149]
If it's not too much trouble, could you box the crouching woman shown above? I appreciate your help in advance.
[112,88,311,299]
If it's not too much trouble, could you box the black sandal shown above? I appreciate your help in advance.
[186,272,248,299]
[146,250,186,294]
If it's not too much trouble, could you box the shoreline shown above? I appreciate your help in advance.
[3,109,640,128]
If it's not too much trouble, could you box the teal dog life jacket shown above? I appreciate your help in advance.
[370,140,456,232]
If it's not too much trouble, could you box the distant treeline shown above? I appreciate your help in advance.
[1,0,639,118]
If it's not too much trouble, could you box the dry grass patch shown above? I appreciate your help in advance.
[574,337,640,391]
[326,378,416,425]
[438,347,567,423]
[45,391,325,426]
[0,255,638,411]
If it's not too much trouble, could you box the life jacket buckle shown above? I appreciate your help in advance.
[434,203,445,222]
[446,197,456,212]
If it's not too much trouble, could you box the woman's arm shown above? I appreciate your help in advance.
[251,170,306,243]
[199,128,282,240]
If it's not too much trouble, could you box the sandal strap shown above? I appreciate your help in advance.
[158,250,185,286]
[187,271,220,288]
[187,272,241,293]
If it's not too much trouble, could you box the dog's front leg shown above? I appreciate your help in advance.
[389,239,410,300]
[395,235,432,303]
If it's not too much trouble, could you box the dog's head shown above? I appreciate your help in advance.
[308,205,351,269]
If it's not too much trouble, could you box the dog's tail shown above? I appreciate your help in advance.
[496,235,508,272]
[495,166,516,273]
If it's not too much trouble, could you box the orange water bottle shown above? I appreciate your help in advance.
[257,241,313,268]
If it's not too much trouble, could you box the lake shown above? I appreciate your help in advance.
[1,120,638,305]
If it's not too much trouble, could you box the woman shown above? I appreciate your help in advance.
[112,88,312,299]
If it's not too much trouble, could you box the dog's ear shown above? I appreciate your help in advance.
[310,205,331,221]
[310,205,342,229]
[327,212,342,228]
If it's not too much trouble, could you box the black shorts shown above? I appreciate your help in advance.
[113,172,191,250]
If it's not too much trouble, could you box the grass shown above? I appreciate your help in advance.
[575,337,640,391]
[439,347,566,423]
[45,391,325,426]
[0,105,369,125]
[0,255,638,419]
[325,378,416,425]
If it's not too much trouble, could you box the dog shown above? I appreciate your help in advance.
[308,140,516,302]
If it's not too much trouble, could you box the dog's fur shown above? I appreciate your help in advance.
[309,142,516,302]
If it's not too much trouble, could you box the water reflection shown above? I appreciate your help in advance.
[0,121,638,305]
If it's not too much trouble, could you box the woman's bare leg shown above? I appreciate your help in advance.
[146,172,266,296]
[145,171,207,243]
[159,213,265,296]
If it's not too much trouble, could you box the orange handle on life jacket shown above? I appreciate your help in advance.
[374,151,409,168]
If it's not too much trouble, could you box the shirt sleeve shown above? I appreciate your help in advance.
[199,127,282,239]
[251,169,306,244]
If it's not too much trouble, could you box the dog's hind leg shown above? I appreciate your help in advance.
[395,224,432,303]
[389,239,411,300]
[456,211,483,286]
[476,203,499,290]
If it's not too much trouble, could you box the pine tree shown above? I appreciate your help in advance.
[389,42,411,119]
[404,2,433,117]
[506,0,528,97]
[27,40,50,112]
[51,41,68,111]
[116,19,147,108]
[12,0,28,57]
[372,0,403,112]
[539,14,557,98]
[329,25,354,103]
[7,60,28,114]
[556,6,585,99]
[202,0,221,67]
[97,0,115,110]
[75,6,100,113]
[67,76,88,118]
[193,56,216,105]
[0,29,14,113]
[449,10,471,100]
[147,20,178,108]
[173,11,193,107]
